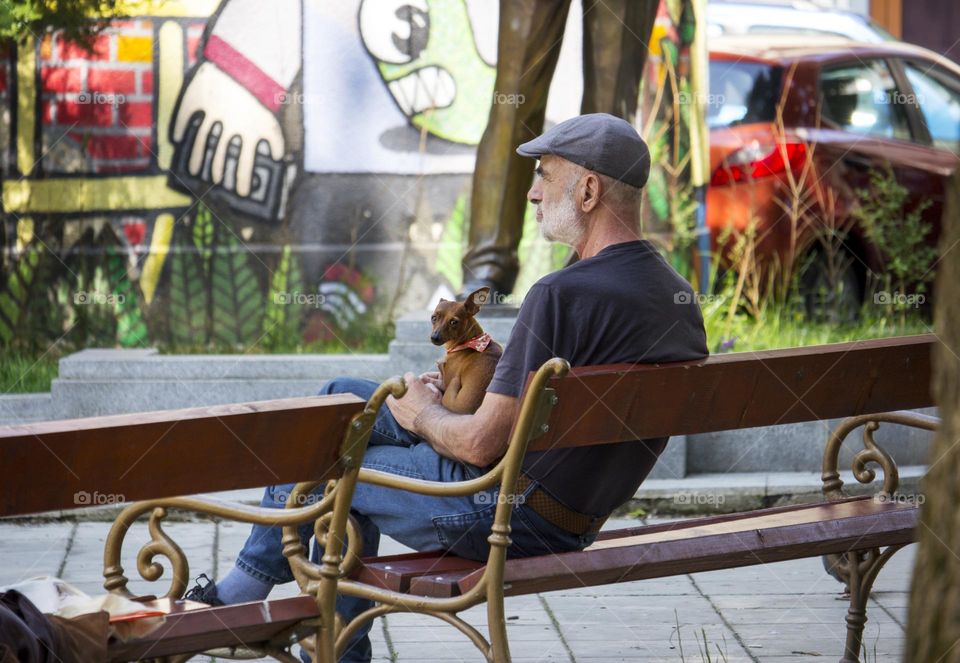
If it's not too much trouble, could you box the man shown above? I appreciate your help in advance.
[187,114,708,662]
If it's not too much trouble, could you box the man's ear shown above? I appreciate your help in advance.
[579,172,601,213]
[464,287,490,315]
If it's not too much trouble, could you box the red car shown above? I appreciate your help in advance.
[705,36,960,312]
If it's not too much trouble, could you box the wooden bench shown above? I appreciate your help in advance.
[7,335,929,661]
[317,334,936,663]
[0,381,405,663]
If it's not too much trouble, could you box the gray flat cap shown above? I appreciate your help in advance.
[517,113,650,189]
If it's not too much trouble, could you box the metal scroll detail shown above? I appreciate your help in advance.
[820,410,939,663]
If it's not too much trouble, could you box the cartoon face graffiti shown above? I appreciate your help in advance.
[359,0,497,145]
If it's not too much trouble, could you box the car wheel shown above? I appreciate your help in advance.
[799,250,863,323]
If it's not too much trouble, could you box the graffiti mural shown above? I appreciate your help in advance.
[0,0,699,352]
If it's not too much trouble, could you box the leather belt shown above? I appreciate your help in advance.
[515,474,607,536]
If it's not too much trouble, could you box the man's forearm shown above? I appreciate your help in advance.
[385,374,517,468]
[413,404,490,466]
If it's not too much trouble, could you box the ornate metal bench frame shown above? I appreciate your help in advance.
[821,410,938,663]
[102,378,406,662]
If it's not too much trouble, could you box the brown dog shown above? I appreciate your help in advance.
[430,287,502,414]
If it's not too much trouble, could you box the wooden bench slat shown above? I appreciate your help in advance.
[352,550,484,592]
[530,334,934,450]
[0,395,365,517]
[399,498,917,598]
[108,596,320,661]
[489,502,917,596]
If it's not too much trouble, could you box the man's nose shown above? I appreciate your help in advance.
[527,182,541,204]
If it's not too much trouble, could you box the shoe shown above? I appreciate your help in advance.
[183,573,224,606]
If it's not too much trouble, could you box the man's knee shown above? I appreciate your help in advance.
[320,377,350,396]
[319,376,380,400]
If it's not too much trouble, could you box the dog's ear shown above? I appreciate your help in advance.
[464,287,491,315]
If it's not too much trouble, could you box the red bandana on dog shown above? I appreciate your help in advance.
[448,333,492,354]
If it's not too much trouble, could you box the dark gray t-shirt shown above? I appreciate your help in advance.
[488,239,709,516]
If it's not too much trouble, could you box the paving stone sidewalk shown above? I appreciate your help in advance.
[0,516,913,662]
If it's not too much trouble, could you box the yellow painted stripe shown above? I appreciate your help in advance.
[157,21,184,170]
[117,35,154,62]
[3,177,191,214]
[141,213,175,304]
[109,0,219,18]
[16,36,36,176]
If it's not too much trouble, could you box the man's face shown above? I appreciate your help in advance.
[527,156,585,246]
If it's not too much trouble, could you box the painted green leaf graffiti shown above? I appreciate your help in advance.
[211,225,264,347]
[262,244,304,349]
[193,202,214,269]
[105,246,148,348]
[0,245,41,344]
[168,224,208,345]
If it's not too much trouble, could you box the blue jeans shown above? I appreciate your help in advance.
[234,377,592,662]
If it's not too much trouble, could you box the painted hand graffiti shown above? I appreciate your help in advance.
[171,61,286,197]
[168,0,300,220]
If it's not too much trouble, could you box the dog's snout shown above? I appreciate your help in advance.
[430,332,443,345]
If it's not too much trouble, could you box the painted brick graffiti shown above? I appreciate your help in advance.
[40,21,154,173]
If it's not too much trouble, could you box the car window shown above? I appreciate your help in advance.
[819,60,912,141]
[708,61,783,128]
[903,62,960,155]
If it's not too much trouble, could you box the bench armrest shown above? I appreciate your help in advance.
[821,410,939,501]
[103,378,407,606]
[102,488,345,600]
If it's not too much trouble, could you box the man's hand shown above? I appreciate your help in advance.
[419,370,445,393]
[386,372,442,434]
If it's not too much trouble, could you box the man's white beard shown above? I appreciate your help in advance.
[539,193,585,246]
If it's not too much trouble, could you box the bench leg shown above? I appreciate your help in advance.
[834,545,905,663]
[485,522,513,663]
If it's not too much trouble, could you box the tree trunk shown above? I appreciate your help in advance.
[905,168,960,661]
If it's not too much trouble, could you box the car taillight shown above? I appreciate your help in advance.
[710,141,807,186]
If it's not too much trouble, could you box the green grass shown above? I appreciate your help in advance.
[0,352,61,394]
[700,295,931,355]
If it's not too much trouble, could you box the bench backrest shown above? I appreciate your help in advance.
[529,334,934,451]
[0,394,365,517]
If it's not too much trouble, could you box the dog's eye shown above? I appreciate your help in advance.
[449,319,459,326]
[430,315,437,322]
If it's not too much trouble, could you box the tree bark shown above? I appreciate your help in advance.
[905,168,960,661]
